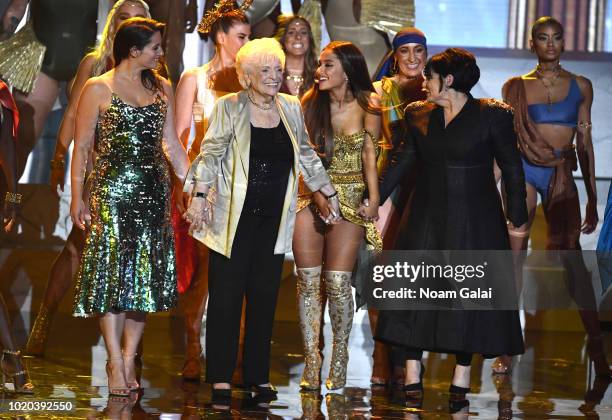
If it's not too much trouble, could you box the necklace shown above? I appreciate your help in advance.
[535,63,561,110]
[285,72,304,96]
[285,73,304,84]
[247,89,274,111]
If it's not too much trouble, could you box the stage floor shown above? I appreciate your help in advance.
[1,186,611,418]
[0,307,609,418]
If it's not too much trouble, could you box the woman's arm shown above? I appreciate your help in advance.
[70,79,105,230]
[576,76,597,234]
[183,96,234,231]
[174,69,198,148]
[361,93,382,220]
[489,103,527,229]
[293,101,340,221]
[50,54,96,194]
[377,110,416,205]
[161,80,189,183]
[0,0,29,40]
[173,69,198,212]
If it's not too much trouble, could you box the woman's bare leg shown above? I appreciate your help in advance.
[493,183,537,374]
[293,207,325,389]
[181,241,209,380]
[99,312,129,394]
[25,226,86,356]
[123,312,146,388]
[12,72,59,179]
[323,219,363,389]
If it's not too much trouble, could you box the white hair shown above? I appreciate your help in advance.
[235,38,286,89]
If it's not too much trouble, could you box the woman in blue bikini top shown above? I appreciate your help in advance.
[498,16,608,379]
[502,16,597,250]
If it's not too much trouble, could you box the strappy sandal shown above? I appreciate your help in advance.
[106,357,130,397]
[1,350,34,394]
[122,352,141,391]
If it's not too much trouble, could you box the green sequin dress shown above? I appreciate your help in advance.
[73,93,177,316]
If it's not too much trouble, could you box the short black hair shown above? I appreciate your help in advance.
[423,48,480,94]
[531,16,564,40]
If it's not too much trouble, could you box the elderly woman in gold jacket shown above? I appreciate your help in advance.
[184,38,339,399]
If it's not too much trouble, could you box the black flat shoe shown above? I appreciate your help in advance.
[402,381,424,408]
[252,384,277,396]
[449,384,470,396]
[211,387,232,400]
[449,397,469,414]
[251,384,278,403]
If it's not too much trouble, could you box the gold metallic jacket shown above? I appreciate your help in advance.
[184,91,331,258]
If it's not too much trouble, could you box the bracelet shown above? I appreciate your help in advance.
[194,191,208,199]
[49,159,65,170]
[4,192,22,205]
[325,191,338,200]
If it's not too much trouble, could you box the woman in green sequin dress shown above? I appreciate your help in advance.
[70,18,189,396]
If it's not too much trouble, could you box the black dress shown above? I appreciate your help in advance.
[375,96,528,357]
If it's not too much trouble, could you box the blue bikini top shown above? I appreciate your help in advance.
[527,78,583,127]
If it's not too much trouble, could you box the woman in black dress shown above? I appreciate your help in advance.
[368,48,528,402]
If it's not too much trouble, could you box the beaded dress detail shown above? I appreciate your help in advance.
[298,129,382,251]
[73,94,177,316]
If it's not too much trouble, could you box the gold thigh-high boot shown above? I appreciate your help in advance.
[297,266,323,390]
[324,270,354,390]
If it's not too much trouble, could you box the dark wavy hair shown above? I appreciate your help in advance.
[531,16,564,40]
[205,9,249,45]
[113,17,165,93]
[423,48,480,94]
[302,41,379,166]
[277,15,317,95]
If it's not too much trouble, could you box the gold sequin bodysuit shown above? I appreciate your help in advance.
[298,129,382,251]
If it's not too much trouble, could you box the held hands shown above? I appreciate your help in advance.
[357,198,379,222]
[172,177,191,214]
[70,199,91,230]
[183,196,212,235]
[582,200,598,234]
[312,191,342,225]
[49,159,66,197]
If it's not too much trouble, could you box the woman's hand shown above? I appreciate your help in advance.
[357,198,379,222]
[70,199,90,230]
[313,191,341,224]
[49,158,66,196]
[2,203,18,232]
[312,191,330,218]
[324,195,342,224]
[172,177,190,214]
[184,196,212,234]
[582,200,598,234]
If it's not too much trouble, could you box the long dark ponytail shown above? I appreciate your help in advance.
[113,17,165,93]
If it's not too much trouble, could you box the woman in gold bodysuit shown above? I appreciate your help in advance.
[295,41,381,391]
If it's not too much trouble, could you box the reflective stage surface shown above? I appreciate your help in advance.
[2,198,612,418]
[1,309,611,419]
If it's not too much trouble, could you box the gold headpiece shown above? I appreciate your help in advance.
[197,0,253,35]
